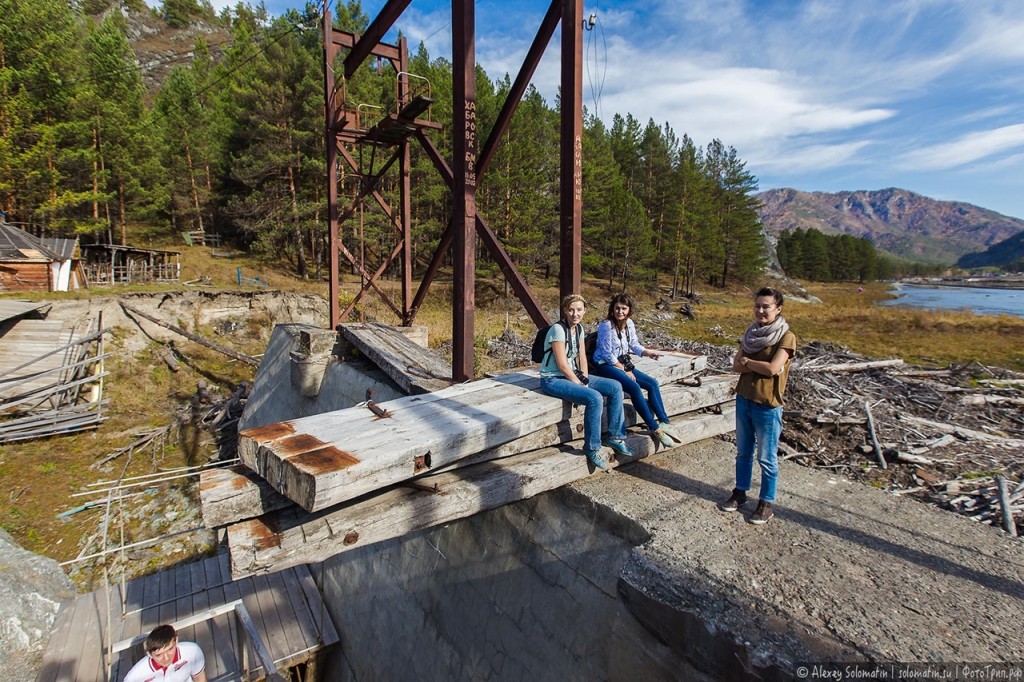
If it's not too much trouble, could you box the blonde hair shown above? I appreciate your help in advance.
[560,293,587,311]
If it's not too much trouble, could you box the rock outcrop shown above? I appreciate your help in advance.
[0,530,76,682]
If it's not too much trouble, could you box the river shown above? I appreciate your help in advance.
[882,283,1024,318]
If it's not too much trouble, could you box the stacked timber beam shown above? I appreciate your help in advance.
[203,334,736,578]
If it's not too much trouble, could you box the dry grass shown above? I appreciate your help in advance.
[2,269,1022,563]
[665,282,1024,371]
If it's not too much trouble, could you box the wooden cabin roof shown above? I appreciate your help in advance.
[0,221,62,261]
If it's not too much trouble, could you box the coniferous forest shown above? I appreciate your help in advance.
[3,0,889,292]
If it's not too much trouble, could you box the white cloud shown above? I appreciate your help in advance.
[898,124,1024,170]
[752,140,875,174]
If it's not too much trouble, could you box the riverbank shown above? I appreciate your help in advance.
[672,281,1024,372]
[899,277,1024,290]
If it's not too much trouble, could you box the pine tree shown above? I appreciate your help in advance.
[0,0,88,232]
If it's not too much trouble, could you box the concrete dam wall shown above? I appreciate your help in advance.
[314,487,713,682]
[310,439,1024,681]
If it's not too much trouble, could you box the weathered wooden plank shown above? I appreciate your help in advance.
[237,352,706,513]
[225,405,735,577]
[201,465,294,528]
[0,298,50,323]
[68,591,105,682]
[251,573,289,666]
[36,598,79,682]
[210,373,732,527]
[276,567,317,654]
[338,322,454,394]
[187,559,220,681]
[236,374,532,467]
[294,564,339,646]
[209,554,244,675]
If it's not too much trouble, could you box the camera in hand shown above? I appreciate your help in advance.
[618,354,635,372]
[573,369,589,385]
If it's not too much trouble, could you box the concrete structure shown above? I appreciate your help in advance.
[239,324,410,432]
[313,438,1024,680]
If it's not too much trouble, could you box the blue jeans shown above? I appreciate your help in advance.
[539,375,626,452]
[734,394,782,503]
[590,364,669,432]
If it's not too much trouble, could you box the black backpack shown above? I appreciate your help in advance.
[584,330,598,364]
[531,320,569,364]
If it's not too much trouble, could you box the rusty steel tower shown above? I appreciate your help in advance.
[323,0,584,381]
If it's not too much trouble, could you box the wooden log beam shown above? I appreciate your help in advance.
[337,322,453,394]
[864,400,886,470]
[236,353,707,512]
[814,359,904,373]
[200,465,294,528]
[995,474,1018,537]
[899,415,1024,448]
[203,374,734,527]
[119,301,260,368]
[225,406,735,578]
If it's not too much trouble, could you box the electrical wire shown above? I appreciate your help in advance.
[583,3,608,122]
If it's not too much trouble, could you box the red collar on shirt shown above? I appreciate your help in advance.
[150,647,180,672]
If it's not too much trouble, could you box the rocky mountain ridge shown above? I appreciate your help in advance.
[757,187,1024,266]
[113,7,229,97]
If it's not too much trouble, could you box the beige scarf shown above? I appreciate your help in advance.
[741,315,789,354]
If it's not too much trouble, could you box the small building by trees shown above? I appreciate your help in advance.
[0,216,82,292]
[81,244,181,285]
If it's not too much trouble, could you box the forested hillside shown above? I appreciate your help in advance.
[5,0,895,292]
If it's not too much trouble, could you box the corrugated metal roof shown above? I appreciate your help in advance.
[40,237,77,260]
[0,299,51,324]
[0,220,62,261]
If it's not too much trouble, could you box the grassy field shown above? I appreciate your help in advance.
[669,281,1024,371]
[1,257,1022,567]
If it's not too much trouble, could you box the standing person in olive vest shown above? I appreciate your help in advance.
[719,287,797,525]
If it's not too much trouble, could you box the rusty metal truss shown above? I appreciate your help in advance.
[324,0,584,381]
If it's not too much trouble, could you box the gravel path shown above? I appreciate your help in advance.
[571,438,1024,675]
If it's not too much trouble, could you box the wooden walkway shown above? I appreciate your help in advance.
[0,318,80,399]
[0,298,50,325]
[36,554,338,682]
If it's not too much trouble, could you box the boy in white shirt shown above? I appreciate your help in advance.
[123,624,207,682]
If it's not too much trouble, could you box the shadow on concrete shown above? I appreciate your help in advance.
[619,461,1024,601]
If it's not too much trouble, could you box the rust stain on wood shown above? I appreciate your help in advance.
[243,519,283,550]
[289,446,360,475]
[226,474,252,491]
[275,433,330,456]
[240,421,294,442]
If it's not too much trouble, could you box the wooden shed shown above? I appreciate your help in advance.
[0,219,81,292]
[81,243,181,285]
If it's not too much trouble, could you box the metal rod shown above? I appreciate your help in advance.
[59,526,207,566]
[72,468,216,498]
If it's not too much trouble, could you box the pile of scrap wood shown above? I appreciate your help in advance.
[201,337,736,578]
[761,340,1022,536]
[0,316,110,443]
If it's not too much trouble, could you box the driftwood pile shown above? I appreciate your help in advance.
[638,329,1024,537]
[470,322,1024,536]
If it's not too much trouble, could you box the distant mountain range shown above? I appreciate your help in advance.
[958,230,1024,269]
[756,188,1024,266]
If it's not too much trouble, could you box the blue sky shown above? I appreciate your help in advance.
[214,0,1024,219]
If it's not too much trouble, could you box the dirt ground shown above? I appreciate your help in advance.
[576,438,1024,671]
